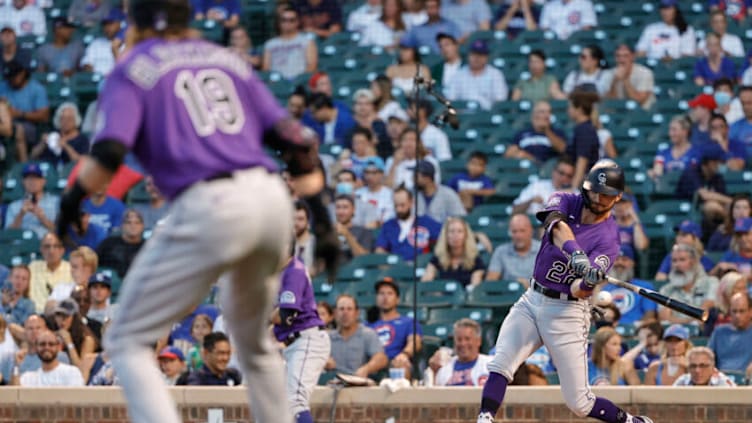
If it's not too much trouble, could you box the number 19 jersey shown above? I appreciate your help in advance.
[93,38,286,200]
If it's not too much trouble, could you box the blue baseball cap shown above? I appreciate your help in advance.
[618,244,635,261]
[398,36,416,49]
[416,160,436,178]
[734,217,752,233]
[660,0,678,8]
[469,39,489,55]
[363,156,385,172]
[22,163,44,178]
[699,141,726,163]
[158,346,185,361]
[674,220,702,238]
[663,324,689,340]
[102,8,125,24]
[88,272,112,288]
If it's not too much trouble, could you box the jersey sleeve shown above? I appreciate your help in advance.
[278,261,308,311]
[92,68,144,149]
[535,191,572,223]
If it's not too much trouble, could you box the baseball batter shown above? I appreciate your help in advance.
[272,255,330,423]
[477,160,653,423]
[56,1,323,422]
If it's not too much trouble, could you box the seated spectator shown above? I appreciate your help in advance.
[227,26,261,69]
[485,214,539,286]
[158,346,187,385]
[445,39,508,110]
[37,17,84,77]
[286,87,307,120]
[333,194,374,263]
[1,265,35,327]
[493,0,540,39]
[708,194,751,252]
[347,0,382,34]
[67,0,110,27]
[446,151,495,212]
[406,98,450,161]
[181,332,242,386]
[317,301,335,329]
[402,0,428,29]
[30,102,89,167]
[325,294,388,378]
[432,32,463,91]
[386,37,432,95]
[600,245,657,325]
[359,0,405,49]
[415,160,466,222]
[185,314,213,372]
[440,0,491,42]
[613,198,649,252]
[52,298,98,371]
[0,26,33,73]
[713,272,749,326]
[0,316,18,378]
[82,190,125,234]
[644,324,691,386]
[694,32,737,87]
[294,0,342,38]
[709,0,752,23]
[368,278,422,378]
[306,93,356,146]
[713,78,743,124]
[63,209,108,251]
[588,326,640,385]
[80,8,124,75]
[370,75,407,130]
[0,59,50,159]
[562,45,612,96]
[636,0,696,60]
[385,128,441,190]
[28,233,70,312]
[708,292,752,379]
[131,176,169,230]
[85,272,116,325]
[539,0,596,40]
[2,315,69,381]
[350,89,389,150]
[404,0,460,54]
[375,186,442,261]
[293,201,316,275]
[729,85,752,148]
[673,346,736,386]
[627,322,663,371]
[48,246,97,303]
[648,115,697,179]
[262,6,317,80]
[709,113,748,170]
[512,157,574,215]
[421,216,484,288]
[605,44,655,110]
[566,90,600,188]
[195,0,240,29]
[714,217,752,278]
[4,0,46,37]
[511,50,566,102]
[504,100,567,164]
[676,142,732,226]
[354,160,394,227]
[659,244,719,324]
[699,10,745,57]
[167,304,219,353]
[655,220,716,280]
[14,329,84,386]
[434,318,491,386]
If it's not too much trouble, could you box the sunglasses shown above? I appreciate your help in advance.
[37,341,58,347]
[689,363,712,370]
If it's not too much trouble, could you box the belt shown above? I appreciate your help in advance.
[205,172,234,182]
[283,325,326,347]
[531,278,578,301]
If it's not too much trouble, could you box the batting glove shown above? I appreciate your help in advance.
[568,250,591,276]
[581,266,606,289]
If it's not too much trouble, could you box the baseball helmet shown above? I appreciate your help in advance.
[128,0,192,31]
[582,159,624,196]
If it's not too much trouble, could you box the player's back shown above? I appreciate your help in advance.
[97,38,285,199]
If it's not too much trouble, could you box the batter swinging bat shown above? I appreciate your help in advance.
[605,276,709,322]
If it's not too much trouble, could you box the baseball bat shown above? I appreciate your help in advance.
[605,276,709,322]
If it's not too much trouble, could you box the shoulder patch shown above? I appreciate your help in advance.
[546,195,561,208]
[279,290,296,304]
[594,255,611,272]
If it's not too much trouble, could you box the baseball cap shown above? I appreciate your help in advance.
[2,59,26,80]
[662,324,689,340]
[374,277,400,297]
[660,0,678,8]
[734,217,752,233]
[674,220,702,238]
[416,160,436,178]
[102,8,126,24]
[22,163,44,178]
[0,25,14,33]
[688,93,717,110]
[398,36,416,49]
[363,156,385,172]
[435,32,456,43]
[618,244,635,261]
[469,39,489,55]
[698,141,726,162]
[88,272,112,289]
[308,72,327,90]
[158,346,185,361]
[54,298,80,316]
[52,17,78,29]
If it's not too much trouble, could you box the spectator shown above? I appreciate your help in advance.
[606,44,655,110]
[286,87,307,120]
[709,0,752,23]
[131,176,169,230]
[182,332,242,386]
[694,32,737,87]
[36,17,83,77]
[332,168,381,226]
[158,346,187,385]
[404,0,461,54]
[195,0,240,29]
[347,0,382,34]
[30,102,89,167]
[67,0,110,27]
[728,85,752,148]
[708,292,752,378]
[539,0,596,40]
[600,245,657,325]
[512,157,574,215]
[493,0,540,39]
[167,304,219,353]
[27,233,70,312]
[306,93,356,146]
[676,142,732,226]
[368,278,422,378]
[636,0,696,60]
[375,186,442,261]
[4,164,59,239]
[434,318,491,386]
[333,194,374,263]
[355,159,394,227]
[294,0,342,38]
[47,246,96,303]
[0,26,32,73]
[84,272,114,326]
[644,324,691,386]
[95,209,144,278]
[82,190,125,234]
[648,115,697,179]
[14,329,84,386]
[505,100,567,163]
[511,50,566,102]
[445,39,508,110]
[713,78,743,124]
[446,151,495,212]
[415,160,466,222]
[3,0,46,37]
[385,128,441,190]
[0,59,50,159]
[591,104,617,159]
[713,271,749,326]
[402,0,428,29]
[406,98,450,161]
[714,217,752,278]
[63,210,115,252]
[386,37,432,95]
[2,315,68,380]
[185,314,214,372]
[588,326,640,385]
[709,113,748,170]
[432,32,463,90]
[613,198,649,252]
[698,11,745,57]
[68,285,102,343]
[655,220,716,280]
[566,90,600,188]
[385,114,409,155]
[227,26,261,69]
[325,294,388,377]
[440,0,491,41]
[293,201,316,275]
[0,315,18,380]
[562,45,612,96]
[52,298,98,370]
[262,6,317,80]
[317,301,335,329]
[359,0,405,49]
[627,322,663,371]
[485,213,539,285]
[370,75,407,128]
[659,243,719,324]
[80,8,124,75]
[350,89,389,151]
[708,194,752,252]
[673,346,736,386]
[421,216,484,288]
[1,265,34,327]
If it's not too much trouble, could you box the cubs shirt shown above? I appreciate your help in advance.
[368,315,423,360]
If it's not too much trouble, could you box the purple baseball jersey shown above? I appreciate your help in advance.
[273,257,324,342]
[93,38,286,199]
[533,192,620,295]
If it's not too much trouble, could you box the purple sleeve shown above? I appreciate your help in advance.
[245,72,287,131]
[482,176,494,189]
[93,69,143,148]
[535,192,571,223]
[693,59,703,79]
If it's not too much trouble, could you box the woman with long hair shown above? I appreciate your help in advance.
[649,115,697,179]
[512,50,566,102]
[54,298,99,370]
[562,45,611,96]
[421,217,485,288]
[588,326,641,386]
[644,324,692,386]
[694,32,737,87]
[636,1,696,59]
[708,194,752,251]
[386,38,431,94]
[359,0,406,49]
[371,74,408,124]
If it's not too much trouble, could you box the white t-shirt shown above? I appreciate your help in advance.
[359,20,402,48]
[346,3,382,33]
[401,11,428,30]
[355,185,395,223]
[562,68,613,96]
[698,33,745,58]
[539,0,597,40]
[445,65,508,111]
[440,60,463,89]
[636,22,696,59]
[435,353,492,386]
[48,282,78,303]
[2,4,47,36]
[512,179,557,215]
[420,124,452,161]
[20,363,85,386]
[80,37,116,75]
[377,100,408,122]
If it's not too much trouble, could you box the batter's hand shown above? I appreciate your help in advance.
[581,266,606,288]
[57,185,85,239]
[568,250,590,275]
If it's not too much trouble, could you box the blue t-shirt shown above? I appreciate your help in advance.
[729,119,752,148]
[653,145,698,173]
[446,359,478,386]
[587,360,626,386]
[566,121,599,170]
[169,304,220,343]
[719,251,752,270]
[198,0,241,18]
[512,126,567,163]
[368,315,422,360]
[0,79,49,113]
[446,172,494,207]
[693,57,737,85]
[376,216,442,261]
[633,350,661,371]
[708,323,752,372]
[405,18,462,53]
[83,196,126,233]
[68,222,108,250]
[602,279,658,325]
[657,253,716,274]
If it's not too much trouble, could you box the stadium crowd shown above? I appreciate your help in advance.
[0,0,750,390]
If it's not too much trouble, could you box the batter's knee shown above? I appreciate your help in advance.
[563,389,596,418]
[486,360,514,382]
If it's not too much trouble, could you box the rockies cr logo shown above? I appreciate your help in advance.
[598,172,607,185]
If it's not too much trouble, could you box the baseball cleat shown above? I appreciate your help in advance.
[476,411,494,423]
[633,416,654,423]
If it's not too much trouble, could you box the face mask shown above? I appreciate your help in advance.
[714,91,732,107]
[336,182,354,195]
[719,164,729,174]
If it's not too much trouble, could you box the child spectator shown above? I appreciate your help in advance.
[446,151,495,212]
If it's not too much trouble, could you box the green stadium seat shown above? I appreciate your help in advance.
[312,276,335,303]
[70,71,104,105]
[651,171,683,200]
[421,322,453,345]
[402,279,465,308]
[329,280,376,308]
[125,180,150,205]
[466,280,525,309]
[347,253,403,269]
[723,170,752,195]
[426,307,493,325]
[335,264,381,283]
[378,263,421,282]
